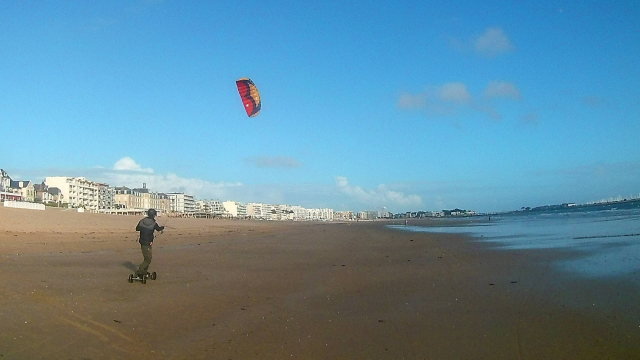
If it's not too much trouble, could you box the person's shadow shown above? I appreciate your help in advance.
[122,261,137,271]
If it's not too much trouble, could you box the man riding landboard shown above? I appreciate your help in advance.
[135,208,164,279]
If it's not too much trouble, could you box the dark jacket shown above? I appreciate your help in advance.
[136,217,164,245]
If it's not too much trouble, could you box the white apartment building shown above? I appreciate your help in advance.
[246,202,268,219]
[45,176,100,210]
[196,200,211,213]
[0,169,10,191]
[308,208,334,221]
[291,205,309,221]
[358,210,379,220]
[97,183,115,210]
[334,211,356,221]
[246,203,333,221]
[223,201,247,218]
[167,193,197,214]
[196,199,225,216]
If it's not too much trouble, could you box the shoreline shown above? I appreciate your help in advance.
[1,207,639,359]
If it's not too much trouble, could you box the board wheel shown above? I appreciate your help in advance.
[142,276,147,284]
[128,274,134,283]
[151,272,157,280]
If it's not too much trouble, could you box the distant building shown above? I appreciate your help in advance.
[223,201,247,218]
[34,182,64,205]
[334,211,356,221]
[0,169,11,192]
[115,184,170,214]
[10,180,35,202]
[45,176,100,210]
[290,205,308,221]
[0,169,22,201]
[196,199,225,216]
[114,187,144,209]
[97,183,115,210]
[358,211,378,220]
[308,208,334,221]
[167,193,197,215]
[246,202,268,219]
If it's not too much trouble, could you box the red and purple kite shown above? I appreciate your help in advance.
[236,78,261,117]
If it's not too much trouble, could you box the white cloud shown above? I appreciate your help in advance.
[93,157,241,199]
[113,157,154,173]
[397,82,503,122]
[474,27,514,57]
[448,27,514,58]
[335,176,422,208]
[484,81,522,100]
[100,170,242,199]
[439,82,472,104]
[245,156,302,169]
[397,92,427,109]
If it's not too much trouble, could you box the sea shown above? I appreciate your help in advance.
[389,202,640,279]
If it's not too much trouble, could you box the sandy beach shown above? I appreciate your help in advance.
[1,206,639,359]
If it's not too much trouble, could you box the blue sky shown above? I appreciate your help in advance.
[1,0,639,213]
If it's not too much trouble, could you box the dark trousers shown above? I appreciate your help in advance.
[136,244,152,276]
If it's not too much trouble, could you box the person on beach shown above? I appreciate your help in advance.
[135,208,164,278]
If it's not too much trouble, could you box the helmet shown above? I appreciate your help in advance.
[147,208,157,218]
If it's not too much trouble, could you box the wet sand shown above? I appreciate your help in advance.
[1,206,639,359]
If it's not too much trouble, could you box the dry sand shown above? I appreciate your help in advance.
[1,206,639,359]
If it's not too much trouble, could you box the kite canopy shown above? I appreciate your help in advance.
[236,78,261,117]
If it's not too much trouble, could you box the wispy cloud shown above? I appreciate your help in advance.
[448,27,515,58]
[113,157,154,173]
[398,81,523,122]
[474,27,515,57]
[397,92,427,109]
[97,157,242,199]
[245,156,302,169]
[335,176,422,209]
[439,82,472,104]
[484,81,522,100]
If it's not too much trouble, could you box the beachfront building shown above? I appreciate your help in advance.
[222,201,247,218]
[97,183,115,210]
[196,199,225,216]
[10,180,36,202]
[0,169,10,192]
[307,208,334,221]
[273,204,292,220]
[34,182,64,205]
[246,202,268,219]
[261,204,276,220]
[114,187,144,210]
[209,199,225,215]
[114,185,170,214]
[246,203,333,221]
[133,185,170,214]
[167,193,197,215]
[334,211,356,221]
[290,205,308,221]
[0,170,35,202]
[358,210,378,220]
[45,176,100,210]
